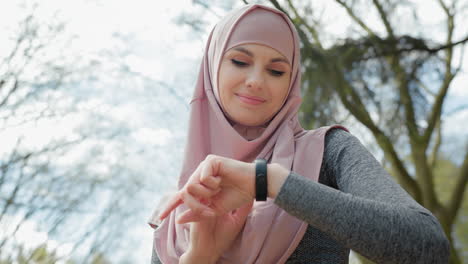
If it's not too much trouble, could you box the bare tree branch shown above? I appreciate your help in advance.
[390,57,421,144]
[447,148,468,223]
[423,0,456,148]
[437,0,451,16]
[331,62,422,201]
[430,118,442,169]
[372,0,395,38]
[426,34,468,53]
[0,78,19,108]
[335,0,379,37]
[285,0,324,49]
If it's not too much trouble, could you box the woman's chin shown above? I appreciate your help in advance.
[231,117,269,127]
[225,109,274,127]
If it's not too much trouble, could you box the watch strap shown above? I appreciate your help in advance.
[255,158,268,201]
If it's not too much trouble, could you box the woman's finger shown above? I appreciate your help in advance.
[200,156,222,189]
[158,193,184,220]
[187,182,220,199]
[181,191,216,216]
[200,174,221,190]
[159,159,218,221]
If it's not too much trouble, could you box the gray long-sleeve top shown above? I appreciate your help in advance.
[152,128,450,263]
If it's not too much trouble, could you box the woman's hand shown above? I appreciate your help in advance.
[159,155,256,223]
[158,154,290,224]
[179,202,253,264]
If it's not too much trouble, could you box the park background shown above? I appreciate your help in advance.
[0,0,467,263]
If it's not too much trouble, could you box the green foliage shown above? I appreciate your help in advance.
[90,253,111,264]
[0,244,65,264]
[0,243,113,264]
[433,158,468,261]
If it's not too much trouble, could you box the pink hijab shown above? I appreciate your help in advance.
[151,4,346,263]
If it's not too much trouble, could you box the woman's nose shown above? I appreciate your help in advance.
[245,68,264,90]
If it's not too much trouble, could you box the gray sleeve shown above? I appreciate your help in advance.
[274,128,450,264]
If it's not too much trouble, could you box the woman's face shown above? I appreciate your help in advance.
[218,43,292,126]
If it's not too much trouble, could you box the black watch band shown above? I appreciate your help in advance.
[255,158,268,201]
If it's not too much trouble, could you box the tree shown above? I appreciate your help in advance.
[433,157,468,262]
[0,244,61,264]
[0,243,111,264]
[0,2,148,262]
[182,0,468,263]
[263,0,467,262]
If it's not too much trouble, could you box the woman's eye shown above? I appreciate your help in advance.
[231,59,248,67]
[270,69,285,76]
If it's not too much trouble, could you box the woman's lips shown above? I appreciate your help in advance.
[236,94,266,105]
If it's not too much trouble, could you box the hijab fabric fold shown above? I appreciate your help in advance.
[151,4,347,263]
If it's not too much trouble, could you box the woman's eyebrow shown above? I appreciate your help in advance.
[233,47,290,65]
[234,47,254,57]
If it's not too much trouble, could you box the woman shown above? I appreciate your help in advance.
[150,4,449,264]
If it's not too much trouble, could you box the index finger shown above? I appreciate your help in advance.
[158,192,183,220]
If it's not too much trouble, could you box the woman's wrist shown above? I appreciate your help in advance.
[250,162,289,200]
[266,163,289,199]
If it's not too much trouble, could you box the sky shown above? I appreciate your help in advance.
[0,0,467,263]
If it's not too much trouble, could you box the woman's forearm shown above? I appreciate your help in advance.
[275,172,449,263]
[273,129,450,263]
[266,163,289,199]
